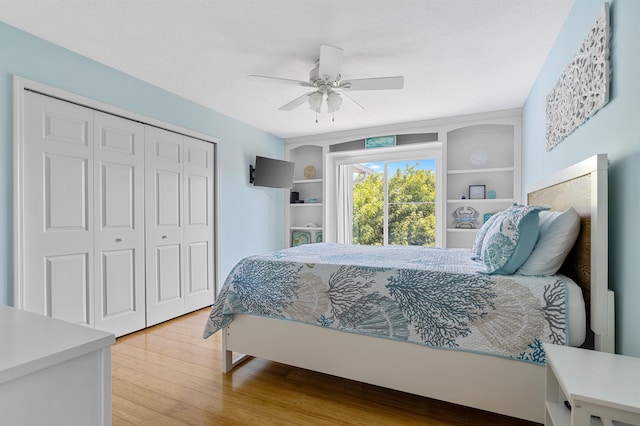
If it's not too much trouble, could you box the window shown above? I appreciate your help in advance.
[352,159,437,246]
[328,143,442,247]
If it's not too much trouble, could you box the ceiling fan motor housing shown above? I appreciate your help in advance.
[309,62,341,88]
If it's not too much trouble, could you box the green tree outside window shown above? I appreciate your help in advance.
[353,163,436,246]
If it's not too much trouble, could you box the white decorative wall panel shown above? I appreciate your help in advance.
[545,3,610,151]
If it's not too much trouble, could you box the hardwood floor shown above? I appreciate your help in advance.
[112,308,540,425]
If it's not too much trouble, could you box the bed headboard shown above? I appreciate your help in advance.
[526,154,613,352]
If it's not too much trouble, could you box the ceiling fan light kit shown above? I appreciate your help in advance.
[249,44,404,123]
[326,92,342,113]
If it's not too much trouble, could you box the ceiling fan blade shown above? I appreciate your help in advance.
[339,91,365,111]
[248,75,314,88]
[341,76,404,91]
[278,91,315,111]
[318,44,344,81]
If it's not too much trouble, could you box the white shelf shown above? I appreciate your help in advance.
[447,198,513,204]
[448,167,514,175]
[446,228,479,233]
[445,123,519,248]
[293,178,322,184]
[291,226,323,232]
[290,203,323,207]
[287,144,324,247]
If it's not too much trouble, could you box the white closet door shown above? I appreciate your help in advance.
[183,137,215,311]
[145,126,185,326]
[93,111,146,336]
[23,91,95,325]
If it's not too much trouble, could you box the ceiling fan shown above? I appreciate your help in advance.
[248,44,404,122]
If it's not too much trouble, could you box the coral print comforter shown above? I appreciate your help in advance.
[204,243,567,365]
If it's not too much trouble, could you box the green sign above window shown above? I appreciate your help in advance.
[365,135,396,149]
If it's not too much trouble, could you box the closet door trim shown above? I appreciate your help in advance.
[13,76,221,309]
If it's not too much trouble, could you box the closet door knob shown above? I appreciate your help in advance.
[115,237,124,243]
[161,235,168,239]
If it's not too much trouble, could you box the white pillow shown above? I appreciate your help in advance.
[516,207,580,276]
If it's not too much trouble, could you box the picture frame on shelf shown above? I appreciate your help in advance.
[469,185,486,200]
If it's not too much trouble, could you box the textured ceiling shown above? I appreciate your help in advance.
[0,0,575,139]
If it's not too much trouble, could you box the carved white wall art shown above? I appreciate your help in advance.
[545,3,610,151]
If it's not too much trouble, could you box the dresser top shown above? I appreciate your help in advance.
[0,305,115,384]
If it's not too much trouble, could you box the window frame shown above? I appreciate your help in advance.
[325,142,443,247]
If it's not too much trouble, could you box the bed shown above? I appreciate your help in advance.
[204,154,613,423]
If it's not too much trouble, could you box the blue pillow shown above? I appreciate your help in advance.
[470,205,515,260]
[480,205,547,274]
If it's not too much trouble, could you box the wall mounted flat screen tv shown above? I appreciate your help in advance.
[250,156,295,188]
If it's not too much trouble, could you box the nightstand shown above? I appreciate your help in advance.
[544,343,640,426]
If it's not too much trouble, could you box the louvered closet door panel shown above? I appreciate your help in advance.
[145,126,185,326]
[22,91,95,325]
[183,137,215,311]
[93,111,146,336]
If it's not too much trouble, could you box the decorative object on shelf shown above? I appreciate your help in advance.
[487,190,496,199]
[304,198,319,203]
[304,165,316,179]
[483,213,495,223]
[469,185,486,200]
[315,232,323,243]
[545,3,610,151]
[470,150,488,166]
[292,231,311,246]
[305,222,318,228]
[461,195,466,199]
[365,135,396,149]
[290,191,300,203]
[452,207,479,229]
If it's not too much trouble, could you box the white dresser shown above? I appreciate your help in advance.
[0,305,115,425]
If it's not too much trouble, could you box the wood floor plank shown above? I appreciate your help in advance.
[112,308,540,425]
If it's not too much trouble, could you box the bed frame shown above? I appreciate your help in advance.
[221,154,614,423]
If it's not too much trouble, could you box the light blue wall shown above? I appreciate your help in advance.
[0,22,286,306]
[522,0,640,356]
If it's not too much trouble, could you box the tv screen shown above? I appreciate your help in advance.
[252,156,295,188]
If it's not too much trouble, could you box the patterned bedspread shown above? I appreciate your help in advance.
[204,243,568,365]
